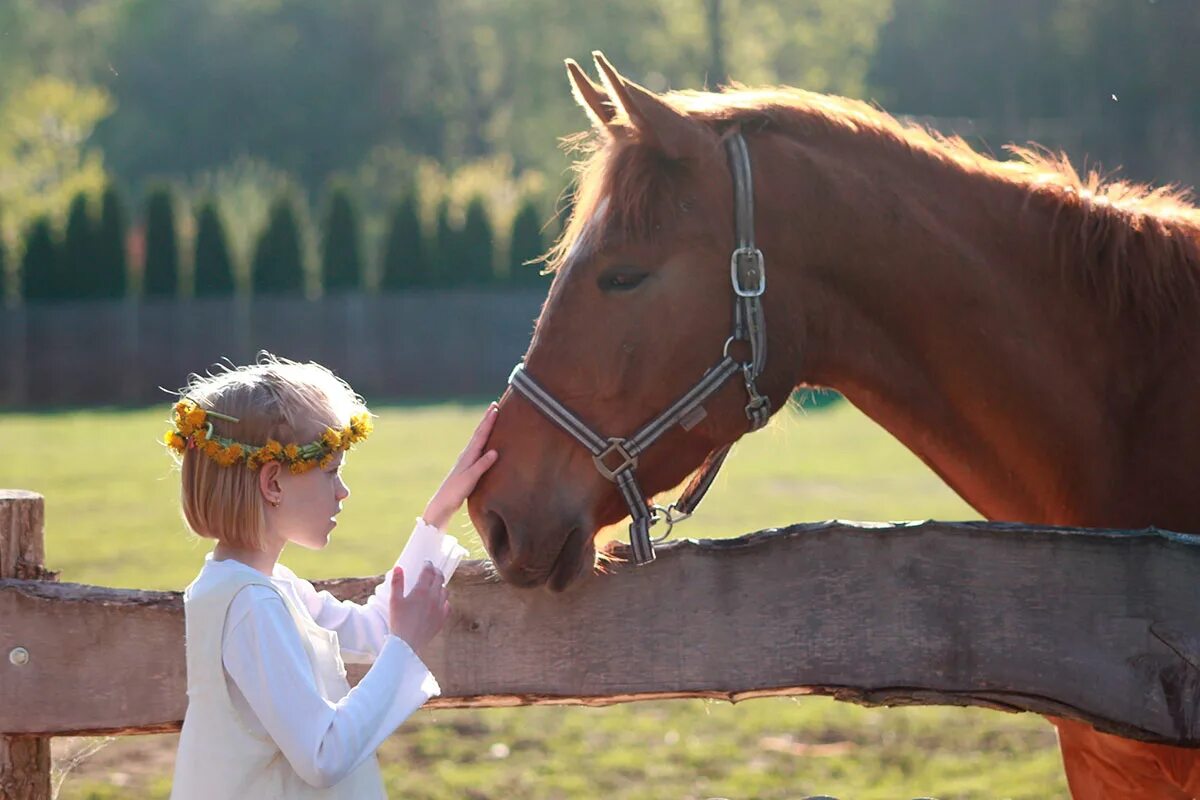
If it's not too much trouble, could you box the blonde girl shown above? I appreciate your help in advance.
[164,354,497,799]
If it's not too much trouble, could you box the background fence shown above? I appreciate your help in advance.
[0,290,547,409]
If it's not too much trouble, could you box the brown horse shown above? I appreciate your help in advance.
[466,53,1200,798]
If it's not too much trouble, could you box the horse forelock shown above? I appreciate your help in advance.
[548,133,697,275]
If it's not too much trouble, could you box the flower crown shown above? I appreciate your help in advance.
[164,398,373,473]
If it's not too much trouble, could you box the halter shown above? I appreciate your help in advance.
[508,132,770,564]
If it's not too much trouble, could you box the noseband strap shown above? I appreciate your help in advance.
[508,131,772,564]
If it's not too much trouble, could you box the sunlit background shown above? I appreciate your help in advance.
[2,1,1196,798]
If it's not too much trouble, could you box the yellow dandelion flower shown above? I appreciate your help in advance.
[321,428,341,450]
[348,413,373,441]
[164,430,187,453]
[264,440,283,457]
[185,407,207,431]
[284,444,300,461]
[204,441,221,458]
[226,444,244,463]
[319,453,335,469]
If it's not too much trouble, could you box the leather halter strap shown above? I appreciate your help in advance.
[508,131,771,564]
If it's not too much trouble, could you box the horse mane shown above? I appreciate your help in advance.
[550,86,1200,325]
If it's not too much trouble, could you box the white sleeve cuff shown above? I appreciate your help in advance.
[393,519,469,597]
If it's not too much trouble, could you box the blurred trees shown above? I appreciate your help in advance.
[321,183,365,293]
[142,187,179,298]
[94,185,129,299]
[458,197,496,286]
[380,194,429,291]
[869,0,1200,180]
[4,0,1198,199]
[193,200,235,298]
[62,192,94,300]
[433,200,455,287]
[3,0,1200,304]
[252,196,306,296]
[20,218,59,303]
[507,199,549,287]
[0,77,112,247]
[47,0,895,191]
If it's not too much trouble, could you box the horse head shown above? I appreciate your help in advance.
[467,54,796,590]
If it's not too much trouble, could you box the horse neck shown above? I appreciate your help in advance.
[758,130,1152,526]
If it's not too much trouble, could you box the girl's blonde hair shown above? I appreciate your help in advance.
[168,353,369,550]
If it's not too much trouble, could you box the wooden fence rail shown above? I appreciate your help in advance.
[5,489,1200,795]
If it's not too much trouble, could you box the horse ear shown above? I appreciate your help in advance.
[591,51,714,161]
[566,58,617,131]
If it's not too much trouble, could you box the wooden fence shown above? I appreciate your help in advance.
[4,489,1200,797]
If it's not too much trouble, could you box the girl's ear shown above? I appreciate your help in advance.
[259,461,283,507]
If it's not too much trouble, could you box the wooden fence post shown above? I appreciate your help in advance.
[0,490,53,800]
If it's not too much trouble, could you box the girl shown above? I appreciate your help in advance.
[164,354,497,799]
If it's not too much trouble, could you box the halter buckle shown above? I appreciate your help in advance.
[730,247,766,297]
[593,438,638,481]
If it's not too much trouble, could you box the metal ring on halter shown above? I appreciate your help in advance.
[648,506,673,543]
[649,503,693,543]
[723,335,752,363]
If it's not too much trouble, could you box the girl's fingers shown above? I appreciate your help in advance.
[445,449,498,499]
[465,405,499,450]
[449,405,499,473]
[467,450,499,481]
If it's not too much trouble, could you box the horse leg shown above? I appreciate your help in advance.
[1051,717,1198,799]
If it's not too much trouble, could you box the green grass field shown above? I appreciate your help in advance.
[2,401,1069,799]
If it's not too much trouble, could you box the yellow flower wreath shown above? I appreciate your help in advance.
[164,399,373,471]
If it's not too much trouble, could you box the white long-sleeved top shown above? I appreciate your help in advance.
[209,519,450,788]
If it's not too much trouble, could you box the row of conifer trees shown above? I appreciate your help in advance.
[4,184,555,303]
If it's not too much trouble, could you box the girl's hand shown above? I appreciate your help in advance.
[388,564,450,650]
[422,404,499,530]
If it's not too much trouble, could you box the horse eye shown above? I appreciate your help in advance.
[597,269,648,293]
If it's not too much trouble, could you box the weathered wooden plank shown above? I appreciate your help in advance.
[0,490,52,800]
[3,520,1200,746]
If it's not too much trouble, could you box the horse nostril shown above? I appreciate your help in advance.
[483,510,511,566]
[481,508,544,588]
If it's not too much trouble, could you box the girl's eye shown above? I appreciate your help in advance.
[597,269,648,293]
